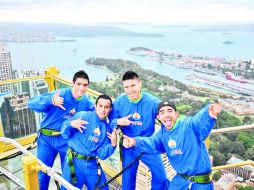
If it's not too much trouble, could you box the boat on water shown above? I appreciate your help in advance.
[225,72,247,84]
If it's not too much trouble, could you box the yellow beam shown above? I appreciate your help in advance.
[212,161,254,171]
[100,160,122,184]
[211,124,254,135]
[0,76,45,85]
[22,155,40,190]
[44,66,59,91]
[0,134,36,153]
[52,75,102,97]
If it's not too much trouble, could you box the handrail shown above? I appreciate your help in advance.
[51,74,102,97]
[0,75,45,85]
[211,124,254,135]
[0,137,79,190]
[212,160,254,171]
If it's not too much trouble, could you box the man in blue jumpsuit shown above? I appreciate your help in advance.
[123,100,222,190]
[28,70,94,190]
[60,94,117,190]
[109,71,167,190]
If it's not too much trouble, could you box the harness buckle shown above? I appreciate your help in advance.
[189,176,195,181]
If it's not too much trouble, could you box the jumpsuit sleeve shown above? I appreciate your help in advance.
[87,98,95,111]
[135,130,165,154]
[96,137,116,160]
[28,92,54,113]
[189,104,216,141]
[108,103,120,130]
[61,111,87,139]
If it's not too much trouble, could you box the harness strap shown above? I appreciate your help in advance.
[39,128,61,136]
[95,152,144,189]
[119,132,123,161]
[93,158,102,190]
[67,147,95,184]
[178,172,213,184]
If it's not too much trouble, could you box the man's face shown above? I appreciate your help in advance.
[122,78,142,101]
[96,98,112,120]
[157,106,178,130]
[72,78,89,98]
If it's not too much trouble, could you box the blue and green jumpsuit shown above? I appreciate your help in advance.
[60,111,116,190]
[135,105,215,190]
[109,92,167,190]
[28,88,94,190]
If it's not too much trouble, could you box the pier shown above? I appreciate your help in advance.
[186,74,254,96]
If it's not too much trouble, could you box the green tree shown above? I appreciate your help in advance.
[236,185,254,190]
[210,150,225,166]
[244,148,254,160]
[212,171,221,181]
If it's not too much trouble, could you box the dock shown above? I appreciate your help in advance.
[186,74,254,96]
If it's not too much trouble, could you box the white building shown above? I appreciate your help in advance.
[226,155,254,180]
[0,46,13,93]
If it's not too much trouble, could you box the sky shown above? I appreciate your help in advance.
[0,0,254,25]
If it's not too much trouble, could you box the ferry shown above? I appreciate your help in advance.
[225,72,247,83]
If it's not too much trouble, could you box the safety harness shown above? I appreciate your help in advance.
[39,128,61,136]
[66,147,102,189]
[178,172,213,189]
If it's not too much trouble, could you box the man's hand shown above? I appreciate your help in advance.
[122,135,136,148]
[107,129,117,147]
[70,117,89,133]
[117,115,134,126]
[209,103,222,119]
[52,91,66,110]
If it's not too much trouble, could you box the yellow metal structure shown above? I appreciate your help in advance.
[212,160,254,171]
[44,66,60,91]
[0,134,36,153]
[1,66,254,190]
[100,161,122,184]
[22,155,40,190]
[204,136,210,149]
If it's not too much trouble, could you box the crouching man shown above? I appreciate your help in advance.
[61,95,117,190]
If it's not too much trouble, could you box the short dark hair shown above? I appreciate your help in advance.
[73,70,89,83]
[95,94,112,107]
[122,71,139,81]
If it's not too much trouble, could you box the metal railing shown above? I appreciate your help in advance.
[0,66,253,189]
[0,137,79,190]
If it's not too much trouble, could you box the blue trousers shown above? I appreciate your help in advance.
[37,134,68,190]
[61,156,108,190]
[121,147,167,190]
[165,175,214,190]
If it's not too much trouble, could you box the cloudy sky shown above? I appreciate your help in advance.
[0,0,254,25]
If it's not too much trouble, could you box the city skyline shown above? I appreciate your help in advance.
[0,0,254,25]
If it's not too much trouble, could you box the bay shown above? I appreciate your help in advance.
[5,25,254,88]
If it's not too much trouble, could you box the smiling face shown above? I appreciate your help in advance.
[157,106,179,130]
[122,78,142,101]
[72,78,89,98]
[96,98,112,120]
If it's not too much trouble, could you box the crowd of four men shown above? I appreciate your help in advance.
[28,70,222,190]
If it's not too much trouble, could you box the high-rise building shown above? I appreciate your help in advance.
[0,93,37,139]
[0,46,13,93]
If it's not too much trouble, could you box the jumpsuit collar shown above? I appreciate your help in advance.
[127,92,143,104]
[71,88,84,101]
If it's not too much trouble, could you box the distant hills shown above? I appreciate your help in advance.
[0,22,164,40]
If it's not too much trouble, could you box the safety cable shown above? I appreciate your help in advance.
[94,152,144,190]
